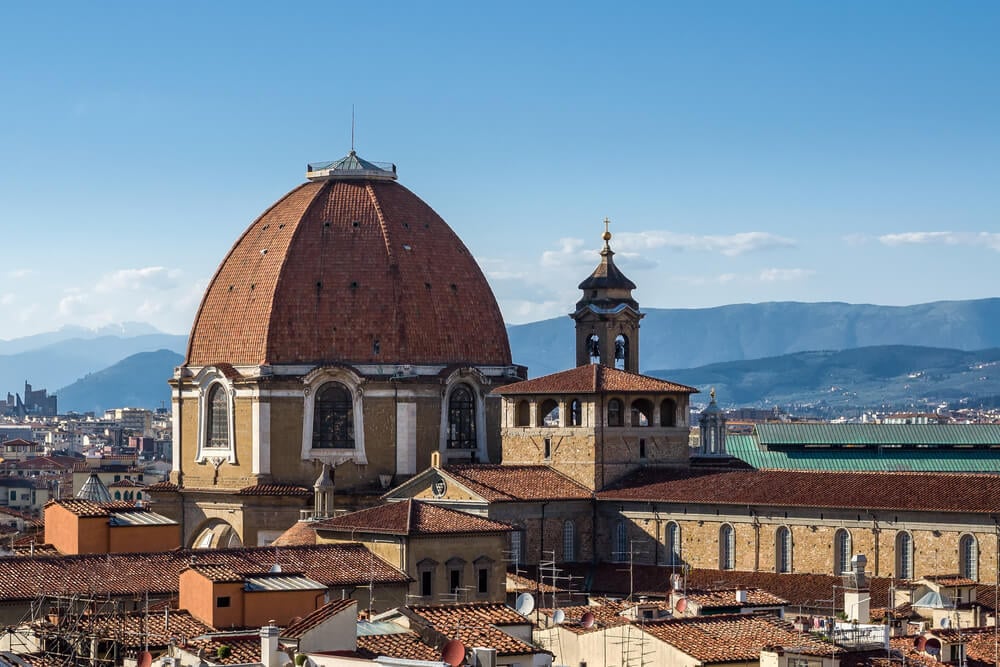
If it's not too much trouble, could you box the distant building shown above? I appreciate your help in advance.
[1,382,56,418]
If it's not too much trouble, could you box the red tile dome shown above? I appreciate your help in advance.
[186,169,511,367]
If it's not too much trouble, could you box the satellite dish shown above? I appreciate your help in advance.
[552,609,565,624]
[137,651,152,667]
[675,597,688,613]
[940,617,951,628]
[515,592,535,616]
[442,639,466,667]
[269,564,282,573]
[581,611,596,629]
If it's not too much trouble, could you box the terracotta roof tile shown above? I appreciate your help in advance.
[237,483,311,496]
[0,544,409,601]
[282,598,357,639]
[146,480,179,492]
[538,601,631,634]
[271,520,318,546]
[685,587,788,608]
[442,465,593,502]
[186,564,244,583]
[495,364,697,396]
[598,468,1000,513]
[51,609,216,650]
[640,614,837,663]
[408,603,542,656]
[186,179,511,367]
[184,635,261,665]
[313,500,512,536]
[356,631,440,661]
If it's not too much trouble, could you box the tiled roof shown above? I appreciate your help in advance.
[313,500,512,536]
[237,483,311,496]
[495,364,697,396]
[186,564,244,583]
[0,544,409,601]
[598,468,1000,513]
[408,603,542,656]
[282,598,357,639]
[960,627,1000,667]
[686,587,787,608]
[521,563,895,610]
[271,520,318,546]
[538,601,630,634]
[920,574,976,586]
[443,465,593,502]
[46,499,110,517]
[185,179,512,367]
[183,635,261,665]
[727,433,1000,473]
[640,613,837,663]
[145,480,179,492]
[506,571,566,596]
[356,631,440,662]
[755,422,1000,447]
[59,609,215,649]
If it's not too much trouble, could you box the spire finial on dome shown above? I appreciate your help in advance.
[602,217,612,247]
[710,387,716,402]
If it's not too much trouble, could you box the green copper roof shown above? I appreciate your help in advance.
[728,435,1000,473]
[754,423,1000,447]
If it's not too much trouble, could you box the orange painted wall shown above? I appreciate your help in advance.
[179,570,245,629]
[43,505,110,555]
[108,524,181,553]
[244,589,323,628]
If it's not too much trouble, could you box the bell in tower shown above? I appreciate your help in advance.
[571,219,644,372]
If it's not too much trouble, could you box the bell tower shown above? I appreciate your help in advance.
[571,219,643,372]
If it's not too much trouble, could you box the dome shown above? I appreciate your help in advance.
[186,158,511,367]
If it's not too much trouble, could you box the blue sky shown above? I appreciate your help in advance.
[1,2,998,339]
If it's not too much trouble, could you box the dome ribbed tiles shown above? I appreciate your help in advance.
[186,179,511,367]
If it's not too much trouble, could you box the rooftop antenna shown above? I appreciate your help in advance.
[351,104,356,152]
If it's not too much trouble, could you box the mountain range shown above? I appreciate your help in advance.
[4,298,1000,413]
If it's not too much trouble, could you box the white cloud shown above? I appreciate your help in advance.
[0,293,14,306]
[7,269,35,280]
[95,266,181,293]
[879,231,1000,251]
[540,237,593,268]
[614,231,796,256]
[759,268,815,282]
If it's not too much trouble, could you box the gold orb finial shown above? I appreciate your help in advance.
[602,217,612,242]
[710,387,716,401]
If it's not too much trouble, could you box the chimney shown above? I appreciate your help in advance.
[260,622,280,667]
[735,589,748,604]
[843,554,870,624]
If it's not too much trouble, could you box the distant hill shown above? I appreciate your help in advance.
[0,322,164,355]
[508,298,1000,377]
[647,345,1000,410]
[56,350,184,414]
[0,333,188,397]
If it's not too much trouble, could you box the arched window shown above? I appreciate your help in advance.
[563,521,576,562]
[206,384,230,449]
[539,399,559,427]
[608,399,624,427]
[312,382,354,449]
[776,526,792,573]
[514,400,531,427]
[447,386,476,449]
[720,524,735,570]
[631,399,653,427]
[136,492,142,500]
[660,398,677,427]
[614,334,629,370]
[569,399,582,426]
[960,534,978,581]
[895,531,914,580]
[114,490,121,500]
[615,521,628,562]
[834,529,852,575]
[588,334,601,364]
[665,521,681,566]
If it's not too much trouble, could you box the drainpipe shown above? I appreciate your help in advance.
[750,507,760,572]
[869,511,881,577]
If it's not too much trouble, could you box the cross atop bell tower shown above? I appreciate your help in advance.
[570,219,644,372]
